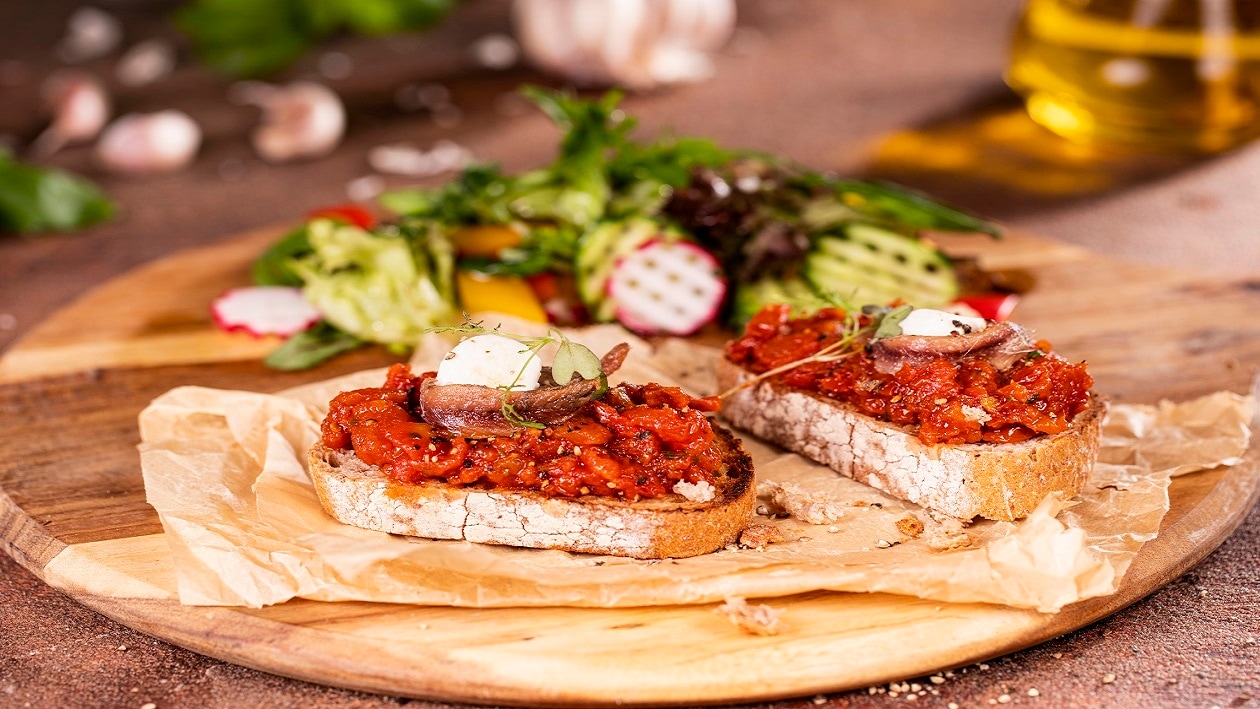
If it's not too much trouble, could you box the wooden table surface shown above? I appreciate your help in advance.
[2,1,1257,707]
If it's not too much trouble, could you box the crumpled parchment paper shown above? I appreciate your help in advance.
[139,322,1255,612]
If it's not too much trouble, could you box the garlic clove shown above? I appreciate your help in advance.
[56,7,123,63]
[116,39,178,87]
[512,0,736,89]
[30,71,111,159]
[95,110,202,174]
[240,81,346,164]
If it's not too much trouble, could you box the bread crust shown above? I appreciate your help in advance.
[716,358,1105,522]
[307,425,755,559]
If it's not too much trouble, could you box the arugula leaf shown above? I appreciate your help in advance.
[264,320,364,370]
[380,164,514,225]
[512,87,629,228]
[175,0,457,77]
[0,148,114,234]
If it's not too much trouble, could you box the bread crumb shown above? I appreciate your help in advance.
[758,480,847,524]
[673,479,716,503]
[715,596,785,636]
[924,514,975,551]
[739,523,786,550]
[896,515,925,539]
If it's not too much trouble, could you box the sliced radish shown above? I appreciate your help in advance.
[607,240,725,336]
[211,286,321,337]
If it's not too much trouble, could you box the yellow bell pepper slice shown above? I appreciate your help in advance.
[456,271,548,323]
[449,225,523,258]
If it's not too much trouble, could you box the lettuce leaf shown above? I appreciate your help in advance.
[288,219,454,346]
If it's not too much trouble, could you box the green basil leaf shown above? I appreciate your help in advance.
[175,0,457,77]
[0,148,114,234]
[264,321,364,370]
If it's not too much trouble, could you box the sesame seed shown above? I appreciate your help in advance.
[877,539,893,548]
[930,676,946,685]
[949,704,960,709]
[141,704,157,709]
[998,695,1011,704]
[1028,688,1040,697]
[606,482,617,488]
[910,684,922,692]
[811,696,826,705]
[934,398,948,405]
[1102,673,1116,684]
[979,663,990,670]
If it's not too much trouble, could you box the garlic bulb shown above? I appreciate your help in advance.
[512,0,736,89]
[31,71,110,158]
[235,81,346,163]
[95,110,202,174]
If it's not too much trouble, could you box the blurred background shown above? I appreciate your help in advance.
[2,0,1259,353]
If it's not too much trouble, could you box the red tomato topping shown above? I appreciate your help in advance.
[726,307,1093,445]
[321,364,722,500]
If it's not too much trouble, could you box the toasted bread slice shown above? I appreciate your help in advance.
[716,358,1106,522]
[307,425,755,559]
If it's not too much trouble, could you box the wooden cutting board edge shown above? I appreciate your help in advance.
[2,227,1258,705]
[3,450,1255,707]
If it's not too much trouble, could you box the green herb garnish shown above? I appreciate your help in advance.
[426,318,606,429]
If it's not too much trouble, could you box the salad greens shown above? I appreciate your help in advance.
[175,0,457,77]
[251,88,1001,370]
[0,148,114,235]
[287,219,454,346]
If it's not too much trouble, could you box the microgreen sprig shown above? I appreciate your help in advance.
[425,317,605,429]
[719,300,904,400]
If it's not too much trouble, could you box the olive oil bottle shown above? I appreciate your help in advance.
[1007,0,1260,151]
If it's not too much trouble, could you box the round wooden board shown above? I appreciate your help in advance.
[1,229,1257,706]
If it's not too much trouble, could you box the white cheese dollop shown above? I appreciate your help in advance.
[435,334,542,390]
[897,308,988,337]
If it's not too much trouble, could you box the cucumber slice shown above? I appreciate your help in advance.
[803,223,958,308]
[573,217,663,315]
[731,276,834,325]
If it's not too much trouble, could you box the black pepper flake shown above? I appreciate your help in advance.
[462,459,473,468]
